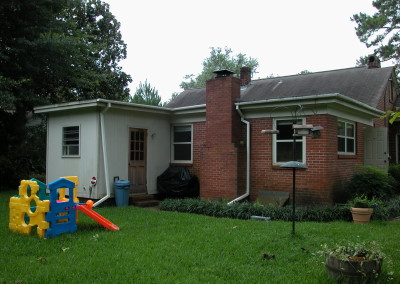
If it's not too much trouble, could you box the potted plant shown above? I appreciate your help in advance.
[322,242,384,283]
[347,195,379,224]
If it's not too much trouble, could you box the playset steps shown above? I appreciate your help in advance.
[129,194,161,208]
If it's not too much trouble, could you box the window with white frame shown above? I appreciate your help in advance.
[274,118,305,163]
[338,120,355,154]
[172,125,192,162]
[62,126,80,156]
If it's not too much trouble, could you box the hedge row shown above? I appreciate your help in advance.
[159,197,400,222]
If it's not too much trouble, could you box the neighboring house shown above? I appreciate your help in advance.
[35,55,399,206]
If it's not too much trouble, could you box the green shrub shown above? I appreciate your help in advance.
[160,199,352,222]
[373,196,400,220]
[160,196,400,222]
[345,166,396,200]
[388,164,400,193]
[346,195,381,208]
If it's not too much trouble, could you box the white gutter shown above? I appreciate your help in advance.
[227,105,250,205]
[235,93,384,116]
[94,102,112,207]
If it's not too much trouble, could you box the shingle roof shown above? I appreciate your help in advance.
[166,66,395,109]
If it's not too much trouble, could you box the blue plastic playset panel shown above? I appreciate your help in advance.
[45,178,78,238]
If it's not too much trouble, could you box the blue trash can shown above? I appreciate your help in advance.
[114,180,130,206]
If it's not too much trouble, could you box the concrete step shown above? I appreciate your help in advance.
[129,194,161,208]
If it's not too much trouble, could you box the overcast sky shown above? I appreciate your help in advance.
[103,0,384,102]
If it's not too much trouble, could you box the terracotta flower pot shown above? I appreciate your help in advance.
[351,207,373,224]
[325,255,382,283]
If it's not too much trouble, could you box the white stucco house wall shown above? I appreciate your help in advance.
[35,99,202,206]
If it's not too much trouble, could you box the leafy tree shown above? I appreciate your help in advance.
[180,47,259,89]
[0,0,132,188]
[352,1,400,124]
[352,0,400,65]
[130,80,162,106]
[1,0,131,111]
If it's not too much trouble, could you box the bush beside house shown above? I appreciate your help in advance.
[160,165,400,221]
[160,196,400,222]
[345,166,397,200]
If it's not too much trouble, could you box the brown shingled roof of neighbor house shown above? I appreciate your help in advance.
[166,66,395,109]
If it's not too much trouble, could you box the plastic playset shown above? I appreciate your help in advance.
[9,176,119,239]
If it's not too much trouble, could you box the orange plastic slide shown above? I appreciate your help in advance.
[77,203,119,231]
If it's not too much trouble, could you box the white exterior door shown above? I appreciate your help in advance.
[364,127,389,171]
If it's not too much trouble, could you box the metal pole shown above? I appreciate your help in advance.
[292,133,296,235]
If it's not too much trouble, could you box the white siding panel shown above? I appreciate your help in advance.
[46,109,100,199]
[104,109,170,194]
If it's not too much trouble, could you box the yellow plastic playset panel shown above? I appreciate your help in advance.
[9,180,50,238]
[58,176,80,203]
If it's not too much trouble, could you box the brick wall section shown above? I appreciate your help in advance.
[186,121,205,178]
[249,114,367,205]
[240,67,251,86]
[188,70,398,204]
[199,76,244,200]
[205,76,242,145]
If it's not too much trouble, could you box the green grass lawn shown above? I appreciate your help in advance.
[1,190,399,283]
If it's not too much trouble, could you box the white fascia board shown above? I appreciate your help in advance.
[34,98,171,115]
[235,93,383,121]
[97,99,171,115]
[170,112,206,124]
[34,99,100,113]
[169,104,206,114]
[169,104,206,123]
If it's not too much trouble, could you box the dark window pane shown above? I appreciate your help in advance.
[347,138,355,152]
[277,121,293,140]
[277,124,293,140]
[338,121,345,136]
[174,144,191,161]
[338,137,345,152]
[130,152,134,161]
[69,146,79,155]
[277,119,302,140]
[63,126,79,156]
[277,142,302,162]
[347,124,355,137]
[65,139,78,145]
[174,126,191,142]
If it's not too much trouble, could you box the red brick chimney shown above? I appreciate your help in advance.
[367,55,381,69]
[240,66,251,86]
[200,70,243,200]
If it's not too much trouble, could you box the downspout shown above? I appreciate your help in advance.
[227,105,250,205]
[94,102,111,207]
